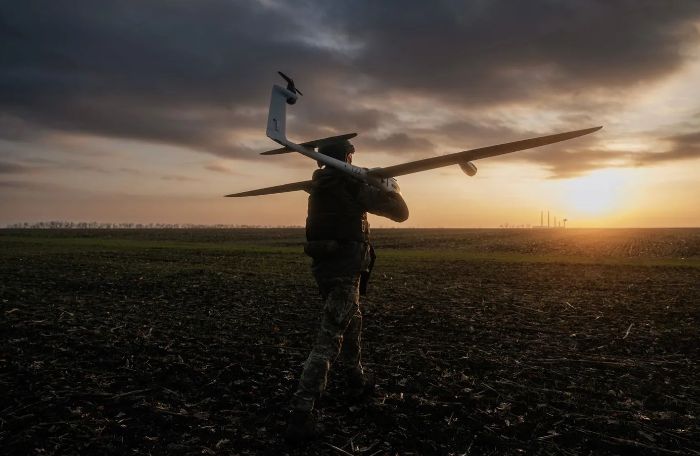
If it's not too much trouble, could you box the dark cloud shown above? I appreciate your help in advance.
[1,0,700,173]
[513,129,700,178]
[291,105,389,139]
[431,121,530,150]
[118,167,144,175]
[204,163,234,174]
[13,156,115,174]
[0,114,44,141]
[525,147,627,179]
[203,163,252,176]
[634,131,700,164]
[0,180,26,188]
[160,174,199,182]
[2,94,264,159]
[0,156,159,176]
[359,133,435,157]
[0,180,66,192]
[1,1,316,107]
[0,161,29,174]
[337,1,700,104]
[0,0,333,158]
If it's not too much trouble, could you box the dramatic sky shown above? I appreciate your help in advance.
[2,1,700,227]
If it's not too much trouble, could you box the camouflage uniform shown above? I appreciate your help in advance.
[291,166,408,413]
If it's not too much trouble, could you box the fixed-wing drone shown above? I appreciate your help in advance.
[226,72,601,198]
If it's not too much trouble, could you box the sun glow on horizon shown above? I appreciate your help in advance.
[561,169,631,216]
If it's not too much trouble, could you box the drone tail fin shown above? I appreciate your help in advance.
[266,85,298,143]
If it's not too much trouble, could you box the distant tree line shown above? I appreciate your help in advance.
[498,224,532,229]
[4,221,302,229]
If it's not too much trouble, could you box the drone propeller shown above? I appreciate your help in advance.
[278,71,303,96]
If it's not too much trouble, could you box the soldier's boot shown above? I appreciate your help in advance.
[284,409,318,445]
[346,370,375,401]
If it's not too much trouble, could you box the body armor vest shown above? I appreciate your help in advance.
[306,169,369,242]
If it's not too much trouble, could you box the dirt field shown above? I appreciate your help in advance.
[1,228,698,455]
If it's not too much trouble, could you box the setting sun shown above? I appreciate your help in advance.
[561,169,629,216]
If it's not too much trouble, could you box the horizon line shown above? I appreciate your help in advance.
[3,222,699,230]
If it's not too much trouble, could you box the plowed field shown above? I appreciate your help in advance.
[1,228,698,455]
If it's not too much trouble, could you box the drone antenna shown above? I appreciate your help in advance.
[278,71,303,96]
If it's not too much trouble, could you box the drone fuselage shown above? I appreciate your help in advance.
[275,136,402,194]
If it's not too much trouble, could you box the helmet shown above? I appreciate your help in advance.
[318,140,355,162]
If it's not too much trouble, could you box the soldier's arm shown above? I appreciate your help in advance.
[355,182,409,222]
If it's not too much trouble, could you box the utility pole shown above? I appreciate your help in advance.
[548,211,550,228]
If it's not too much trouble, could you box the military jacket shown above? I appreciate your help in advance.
[306,167,408,241]
[305,167,408,280]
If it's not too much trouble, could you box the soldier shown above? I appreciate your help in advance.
[286,140,409,443]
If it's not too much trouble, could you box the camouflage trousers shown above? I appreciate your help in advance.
[291,274,364,412]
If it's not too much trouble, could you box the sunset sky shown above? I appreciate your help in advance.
[2,1,700,227]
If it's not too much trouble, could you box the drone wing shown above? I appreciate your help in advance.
[367,126,602,179]
[225,179,313,197]
[227,126,601,197]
